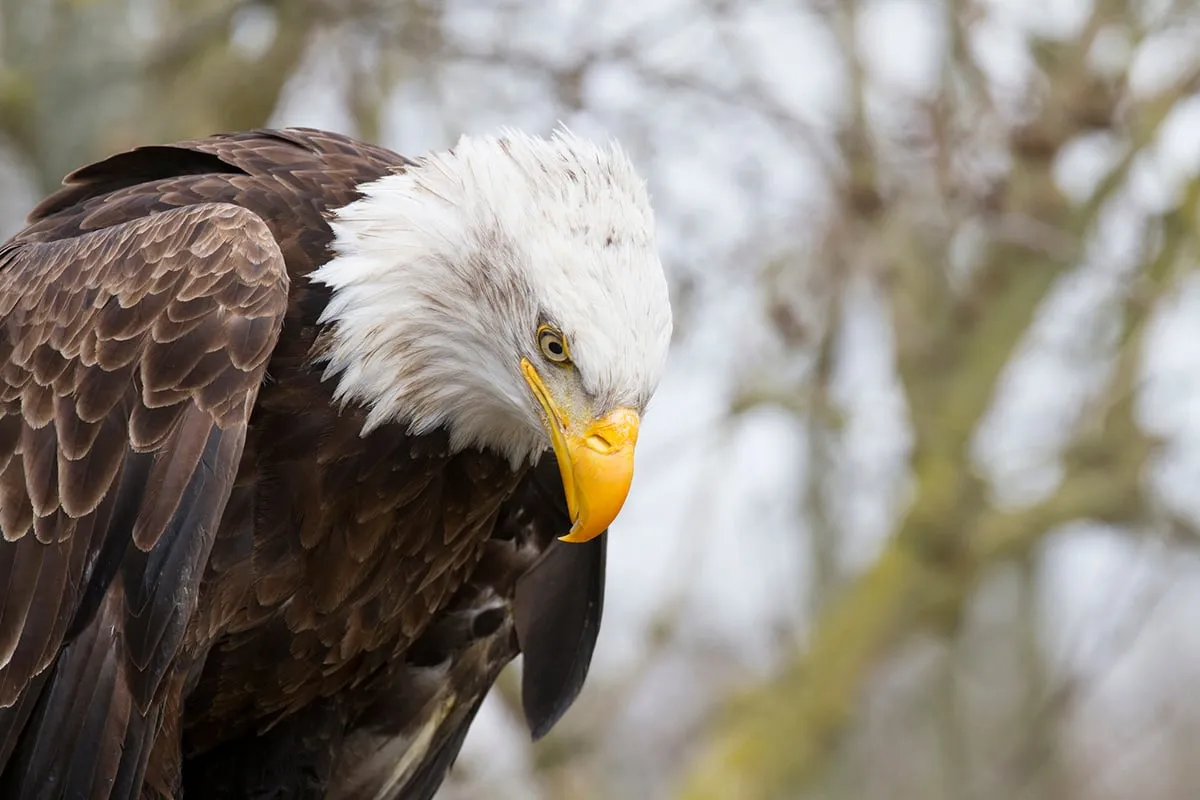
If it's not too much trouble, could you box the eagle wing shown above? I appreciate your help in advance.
[0,203,288,799]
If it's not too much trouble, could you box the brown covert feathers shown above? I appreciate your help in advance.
[0,128,605,800]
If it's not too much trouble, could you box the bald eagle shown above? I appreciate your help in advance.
[0,127,671,799]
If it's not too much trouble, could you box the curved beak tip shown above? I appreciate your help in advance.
[557,408,640,544]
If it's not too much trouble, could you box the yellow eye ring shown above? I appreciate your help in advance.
[538,325,571,364]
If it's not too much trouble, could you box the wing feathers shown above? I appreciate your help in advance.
[57,412,126,517]
[54,393,98,460]
[0,460,32,542]
[93,331,144,371]
[0,416,18,473]
[0,201,288,798]
[143,316,223,390]
[131,407,220,551]
[129,401,186,451]
[1,589,142,800]
[0,539,47,673]
[74,362,135,423]
[0,672,45,774]
[30,344,69,387]
[124,426,239,702]
[20,381,53,429]
[96,289,171,342]
[21,422,58,522]
[27,145,247,222]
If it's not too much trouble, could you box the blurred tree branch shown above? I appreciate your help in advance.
[677,4,1200,796]
[0,0,438,195]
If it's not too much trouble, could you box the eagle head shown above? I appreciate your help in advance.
[309,127,672,542]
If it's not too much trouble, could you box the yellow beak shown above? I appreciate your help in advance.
[520,359,640,543]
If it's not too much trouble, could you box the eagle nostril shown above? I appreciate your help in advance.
[586,433,613,453]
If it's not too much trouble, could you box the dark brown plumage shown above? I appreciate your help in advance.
[0,128,605,799]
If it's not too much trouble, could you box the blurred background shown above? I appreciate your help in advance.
[3,0,1200,797]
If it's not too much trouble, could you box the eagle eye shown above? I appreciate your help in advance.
[538,326,571,364]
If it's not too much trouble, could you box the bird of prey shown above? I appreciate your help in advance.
[0,126,671,799]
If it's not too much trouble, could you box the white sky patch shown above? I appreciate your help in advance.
[967,12,1035,99]
[229,2,278,61]
[1128,26,1200,99]
[857,0,946,98]
[994,0,1092,40]
[1054,131,1125,205]
[1117,97,1200,217]
[1139,273,1200,527]
[1037,524,1167,679]
[730,4,849,126]
[830,275,913,573]
[1155,94,1200,181]
[269,27,359,134]
[1087,23,1134,79]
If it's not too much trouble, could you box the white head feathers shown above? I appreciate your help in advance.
[308,127,673,466]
